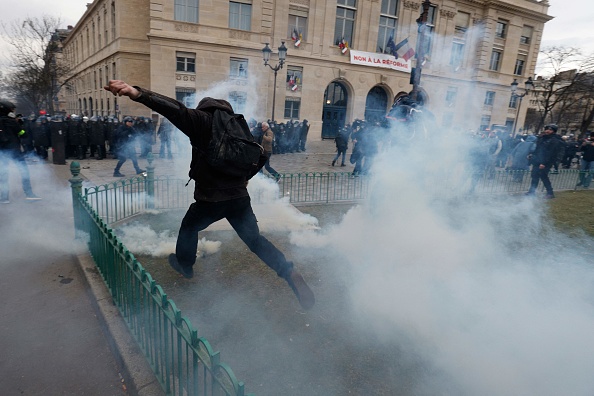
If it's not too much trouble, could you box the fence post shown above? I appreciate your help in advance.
[146,152,155,209]
[69,161,83,237]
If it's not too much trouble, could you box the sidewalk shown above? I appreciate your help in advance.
[0,155,163,395]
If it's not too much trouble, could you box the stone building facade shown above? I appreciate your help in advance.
[59,0,552,139]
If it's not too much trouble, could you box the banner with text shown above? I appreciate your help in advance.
[349,50,412,74]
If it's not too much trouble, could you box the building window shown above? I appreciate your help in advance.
[445,87,457,107]
[454,11,469,38]
[284,97,301,119]
[480,115,491,131]
[228,91,247,113]
[94,71,98,90]
[112,62,116,79]
[520,25,533,45]
[92,22,96,52]
[230,58,248,78]
[175,0,199,23]
[450,42,464,67]
[509,94,519,109]
[229,1,251,31]
[514,56,526,76]
[104,9,108,45]
[377,0,398,54]
[484,91,495,106]
[495,20,507,39]
[489,49,502,71]
[176,88,196,107]
[111,2,116,39]
[105,66,109,86]
[419,4,437,56]
[288,9,308,41]
[176,52,196,73]
[286,66,303,91]
[98,68,103,89]
[334,0,357,47]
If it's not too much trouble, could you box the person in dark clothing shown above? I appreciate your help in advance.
[509,135,536,182]
[332,125,349,167]
[576,137,594,188]
[157,117,174,159]
[104,79,315,310]
[0,100,41,203]
[112,116,145,177]
[525,124,565,199]
[298,119,310,152]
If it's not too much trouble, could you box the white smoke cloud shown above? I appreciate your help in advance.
[291,131,594,395]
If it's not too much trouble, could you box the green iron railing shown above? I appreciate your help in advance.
[70,161,250,396]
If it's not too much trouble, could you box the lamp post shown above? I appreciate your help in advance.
[510,76,534,137]
[262,41,287,122]
[410,0,432,103]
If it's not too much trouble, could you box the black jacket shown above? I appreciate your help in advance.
[531,133,565,167]
[133,87,248,202]
[0,115,22,151]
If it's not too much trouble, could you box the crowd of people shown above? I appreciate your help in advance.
[468,125,593,198]
[15,114,157,162]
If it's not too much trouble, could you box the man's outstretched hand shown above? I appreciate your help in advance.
[104,80,141,100]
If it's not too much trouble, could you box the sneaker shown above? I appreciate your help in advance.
[545,193,555,199]
[136,169,146,175]
[113,171,125,177]
[0,199,9,204]
[168,254,193,279]
[287,270,315,310]
[25,194,42,201]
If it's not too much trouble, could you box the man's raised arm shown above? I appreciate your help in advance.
[104,80,141,100]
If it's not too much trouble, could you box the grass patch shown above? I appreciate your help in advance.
[547,190,594,237]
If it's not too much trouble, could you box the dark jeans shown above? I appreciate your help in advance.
[114,149,141,173]
[263,157,278,177]
[176,196,293,279]
[333,149,346,165]
[528,165,553,194]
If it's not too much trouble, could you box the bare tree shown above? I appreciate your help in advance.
[532,46,594,133]
[1,15,70,115]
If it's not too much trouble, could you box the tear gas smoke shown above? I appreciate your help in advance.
[292,132,594,395]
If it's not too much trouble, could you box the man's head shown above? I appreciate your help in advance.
[261,121,269,131]
[544,124,558,134]
[196,97,234,113]
[124,116,134,125]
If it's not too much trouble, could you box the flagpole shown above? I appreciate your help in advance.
[410,0,432,103]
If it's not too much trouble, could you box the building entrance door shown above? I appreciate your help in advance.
[364,86,388,124]
[321,82,348,139]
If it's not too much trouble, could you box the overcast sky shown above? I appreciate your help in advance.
[1,0,592,73]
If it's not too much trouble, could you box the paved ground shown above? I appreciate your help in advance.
[0,138,344,396]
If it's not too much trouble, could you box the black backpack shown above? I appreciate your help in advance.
[191,110,267,180]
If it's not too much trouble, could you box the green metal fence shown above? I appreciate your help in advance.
[70,162,250,396]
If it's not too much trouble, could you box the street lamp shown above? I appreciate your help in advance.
[410,0,432,103]
[262,41,287,122]
[510,76,534,136]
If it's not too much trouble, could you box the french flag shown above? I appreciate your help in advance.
[394,38,415,61]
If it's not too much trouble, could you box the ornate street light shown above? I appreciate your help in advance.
[262,41,287,121]
[510,77,534,136]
